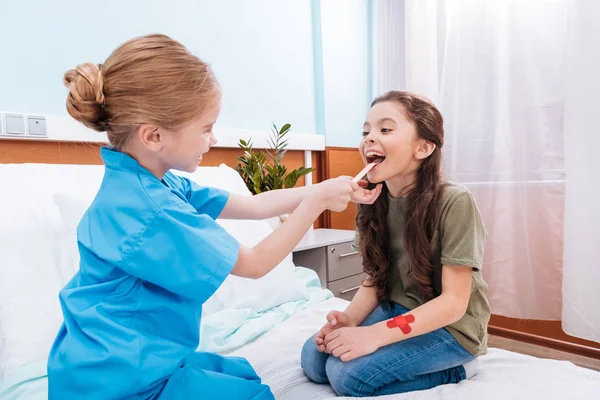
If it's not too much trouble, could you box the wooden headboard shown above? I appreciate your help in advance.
[0,139,321,185]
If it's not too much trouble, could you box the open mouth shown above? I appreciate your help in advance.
[365,151,386,166]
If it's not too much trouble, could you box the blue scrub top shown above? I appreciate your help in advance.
[47,147,250,399]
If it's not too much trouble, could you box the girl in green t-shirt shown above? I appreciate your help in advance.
[301,90,490,397]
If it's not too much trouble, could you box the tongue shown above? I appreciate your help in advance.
[372,157,385,165]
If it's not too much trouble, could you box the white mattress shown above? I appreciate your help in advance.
[230,298,600,400]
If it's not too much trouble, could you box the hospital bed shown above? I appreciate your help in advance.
[0,162,598,399]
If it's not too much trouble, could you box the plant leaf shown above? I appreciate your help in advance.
[251,168,263,194]
[235,123,297,194]
[284,170,299,188]
[280,123,291,136]
[295,166,315,177]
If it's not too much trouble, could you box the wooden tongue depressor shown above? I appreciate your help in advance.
[352,163,376,183]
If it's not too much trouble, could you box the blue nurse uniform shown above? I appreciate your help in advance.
[48,147,274,400]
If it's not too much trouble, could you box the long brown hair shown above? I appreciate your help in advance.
[357,91,444,300]
[63,34,220,150]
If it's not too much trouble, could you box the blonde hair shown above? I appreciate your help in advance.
[63,34,220,150]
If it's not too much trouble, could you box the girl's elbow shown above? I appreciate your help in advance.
[450,307,467,323]
[231,247,264,279]
[445,296,469,323]
[245,268,267,279]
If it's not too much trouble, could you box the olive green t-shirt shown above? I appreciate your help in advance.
[353,183,491,356]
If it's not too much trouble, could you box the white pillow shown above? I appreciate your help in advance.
[175,165,253,198]
[0,182,73,378]
[208,220,307,314]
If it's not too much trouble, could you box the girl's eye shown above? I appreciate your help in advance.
[362,131,369,137]
[381,128,392,133]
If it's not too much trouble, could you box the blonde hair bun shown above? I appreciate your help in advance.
[63,63,107,132]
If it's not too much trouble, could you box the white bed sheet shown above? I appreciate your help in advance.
[1,298,599,399]
[230,298,600,400]
[0,298,600,400]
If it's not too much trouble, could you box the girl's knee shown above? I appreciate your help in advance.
[300,335,318,365]
[300,335,329,384]
[325,357,373,397]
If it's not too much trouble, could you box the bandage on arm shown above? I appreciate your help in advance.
[386,314,416,334]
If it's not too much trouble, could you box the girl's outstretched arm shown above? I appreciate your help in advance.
[220,177,362,220]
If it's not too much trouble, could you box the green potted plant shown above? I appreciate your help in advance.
[236,123,314,224]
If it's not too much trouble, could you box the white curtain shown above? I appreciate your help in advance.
[561,0,600,343]
[378,0,600,343]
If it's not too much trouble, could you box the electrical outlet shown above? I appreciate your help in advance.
[28,116,47,136]
[5,114,25,135]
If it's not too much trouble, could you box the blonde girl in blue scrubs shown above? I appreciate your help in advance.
[47,34,368,400]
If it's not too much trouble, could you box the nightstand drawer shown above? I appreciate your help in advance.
[327,241,362,281]
[329,273,366,301]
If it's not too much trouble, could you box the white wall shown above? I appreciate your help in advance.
[0,0,316,134]
[0,0,375,147]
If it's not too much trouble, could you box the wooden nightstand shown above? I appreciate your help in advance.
[292,229,365,301]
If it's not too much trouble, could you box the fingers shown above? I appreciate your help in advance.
[349,180,361,191]
[326,311,338,326]
[324,329,340,346]
[348,182,383,204]
[340,352,355,362]
[367,184,383,196]
[326,337,342,354]
[328,310,346,326]
[314,334,324,345]
[365,191,379,203]
[336,176,362,192]
[315,325,330,343]
[352,193,374,205]
[374,183,383,196]
[315,327,328,351]
[331,345,350,358]
[360,183,383,204]
[340,179,360,193]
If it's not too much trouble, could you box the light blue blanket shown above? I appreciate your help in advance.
[0,267,331,400]
[199,267,332,353]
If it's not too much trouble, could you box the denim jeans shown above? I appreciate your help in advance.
[300,302,475,397]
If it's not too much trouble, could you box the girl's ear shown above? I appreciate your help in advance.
[137,124,163,152]
[415,139,436,160]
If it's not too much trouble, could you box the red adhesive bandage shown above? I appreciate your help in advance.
[386,314,415,334]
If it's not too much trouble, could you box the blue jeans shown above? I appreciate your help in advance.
[300,302,475,397]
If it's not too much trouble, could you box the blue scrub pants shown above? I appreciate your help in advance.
[157,352,274,399]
